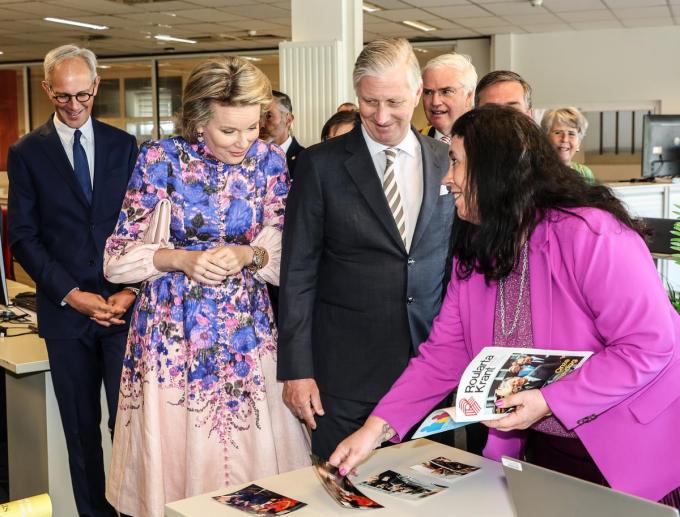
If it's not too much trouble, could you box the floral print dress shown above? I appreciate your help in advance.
[104,137,310,517]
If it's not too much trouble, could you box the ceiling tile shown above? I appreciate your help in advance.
[504,12,562,23]
[369,0,413,8]
[604,0,668,6]
[218,4,289,18]
[520,22,571,32]
[456,15,513,27]
[544,0,608,11]
[474,24,526,33]
[569,19,623,28]
[611,6,670,18]
[481,2,550,15]
[428,27,481,37]
[621,16,675,27]
[401,0,469,5]
[423,5,494,18]
[371,8,434,21]
[172,7,250,22]
[557,10,616,21]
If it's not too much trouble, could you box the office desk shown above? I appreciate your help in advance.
[0,280,112,516]
[165,439,516,517]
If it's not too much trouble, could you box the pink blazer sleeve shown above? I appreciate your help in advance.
[541,212,678,429]
[371,265,472,440]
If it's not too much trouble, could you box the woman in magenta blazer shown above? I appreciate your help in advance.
[329,105,680,506]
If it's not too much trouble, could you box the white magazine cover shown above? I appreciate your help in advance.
[414,347,592,437]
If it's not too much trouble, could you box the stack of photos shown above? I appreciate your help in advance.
[311,455,383,510]
[213,484,306,515]
[410,456,480,480]
[359,470,447,500]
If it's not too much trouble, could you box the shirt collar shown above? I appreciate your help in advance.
[53,113,94,143]
[361,125,418,158]
[279,135,293,153]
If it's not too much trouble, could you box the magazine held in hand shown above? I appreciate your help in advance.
[414,347,592,438]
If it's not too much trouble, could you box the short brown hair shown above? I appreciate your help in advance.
[178,56,272,142]
[474,70,532,109]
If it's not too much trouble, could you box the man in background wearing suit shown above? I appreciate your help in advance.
[262,90,305,179]
[8,45,138,517]
[278,38,455,459]
[475,70,533,117]
[420,53,477,143]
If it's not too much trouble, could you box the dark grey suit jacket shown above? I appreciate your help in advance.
[278,124,455,402]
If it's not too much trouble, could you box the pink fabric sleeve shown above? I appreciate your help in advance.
[541,213,677,430]
[371,267,472,441]
[251,225,281,286]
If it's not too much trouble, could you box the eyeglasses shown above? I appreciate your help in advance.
[48,83,96,104]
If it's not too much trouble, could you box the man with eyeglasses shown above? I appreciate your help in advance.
[7,44,137,517]
[420,53,477,144]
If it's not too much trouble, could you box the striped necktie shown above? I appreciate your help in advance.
[441,134,452,144]
[383,148,406,244]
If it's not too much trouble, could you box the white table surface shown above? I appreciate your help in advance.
[165,438,516,516]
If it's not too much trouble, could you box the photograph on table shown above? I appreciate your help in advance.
[410,456,480,480]
[212,484,307,515]
[360,470,447,500]
[311,455,383,510]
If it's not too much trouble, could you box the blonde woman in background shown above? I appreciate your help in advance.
[104,57,310,517]
[541,107,595,182]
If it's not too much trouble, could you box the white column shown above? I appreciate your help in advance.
[280,0,363,147]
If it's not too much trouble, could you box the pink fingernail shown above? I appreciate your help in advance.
[339,467,348,476]
[495,400,504,407]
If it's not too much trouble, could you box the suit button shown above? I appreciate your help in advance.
[88,259,95,266]
[407,296,415,304]
[407,258,415,265]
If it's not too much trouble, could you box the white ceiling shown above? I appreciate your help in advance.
[0,0,678,64]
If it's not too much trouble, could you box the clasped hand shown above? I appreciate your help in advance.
[66,289,136,327]
[482,389,551,431]
[179,246,253,285]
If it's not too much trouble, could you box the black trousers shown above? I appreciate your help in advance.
[311,391,457,460]
[46,328,128,517]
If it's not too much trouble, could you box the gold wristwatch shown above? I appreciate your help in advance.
[248,246,266,273]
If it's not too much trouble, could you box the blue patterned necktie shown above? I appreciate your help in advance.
[73,129,92,204]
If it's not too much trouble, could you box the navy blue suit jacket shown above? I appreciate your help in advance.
[7,116,138,339]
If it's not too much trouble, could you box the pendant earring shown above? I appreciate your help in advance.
[197,132,204,144]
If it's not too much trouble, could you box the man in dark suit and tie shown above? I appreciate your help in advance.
[420,53,477,143]
[278,38,455,459]
[262,90,305,179]
[7,45,138,517]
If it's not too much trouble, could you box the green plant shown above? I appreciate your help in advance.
[669,206,680,314]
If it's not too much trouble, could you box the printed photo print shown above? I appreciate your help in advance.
[360,470,447,500]
[213,483,306,515]
[411,456,480,480]
[311,455,383,510]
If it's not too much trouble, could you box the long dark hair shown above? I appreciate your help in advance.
[450,105,642,282]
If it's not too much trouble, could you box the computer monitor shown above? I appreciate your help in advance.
[642,114,680,178]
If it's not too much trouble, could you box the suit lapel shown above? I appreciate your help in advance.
[39,117,91,209]
[91,118,107,210]
[411,131,445,250]
[343,126,406,251]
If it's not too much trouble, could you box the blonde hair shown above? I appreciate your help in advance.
[541,107,589,140]
[353,38,422,94]
[178,56,272,142]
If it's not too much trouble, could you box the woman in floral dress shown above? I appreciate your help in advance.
[103,57,310,517]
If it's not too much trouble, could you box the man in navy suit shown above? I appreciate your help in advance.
[7,45,138,517]
[278,38,455,458]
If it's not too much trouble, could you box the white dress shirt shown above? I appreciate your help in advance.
[279,134,293,154]
[53,113,95,187]
[362,126,423,252]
